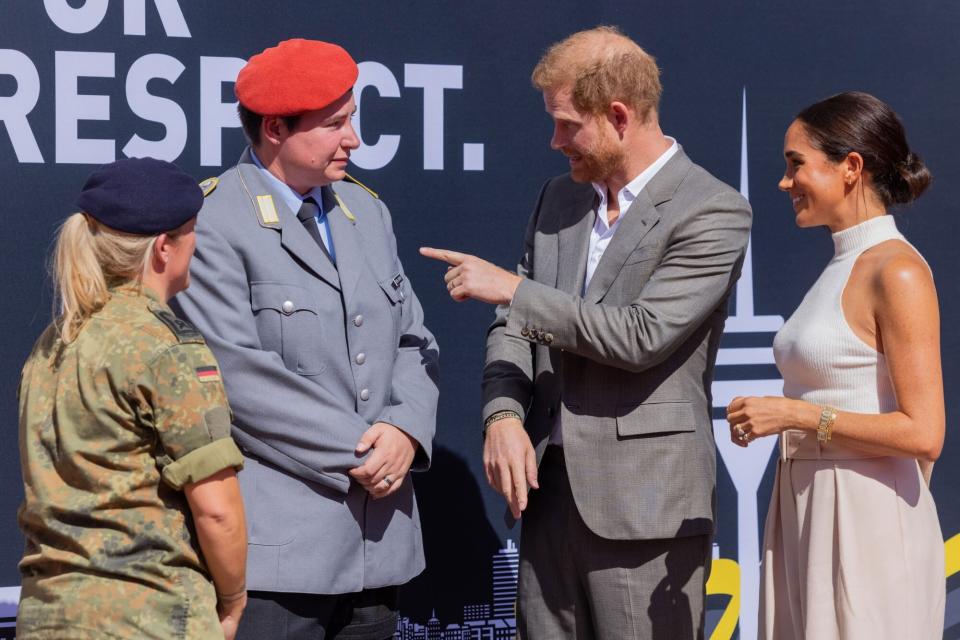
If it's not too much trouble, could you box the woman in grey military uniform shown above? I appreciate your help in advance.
[16,158,248,640]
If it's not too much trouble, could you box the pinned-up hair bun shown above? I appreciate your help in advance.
[891,151,932,204]
[796,91,931,208]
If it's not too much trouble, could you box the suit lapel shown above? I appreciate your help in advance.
[325,185,363,304]
[235,151,341,290]
[557,187,597,295]
[583,192,660,303]
[584,148,692,303]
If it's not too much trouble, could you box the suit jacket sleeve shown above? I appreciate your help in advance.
[504,189,751,373]
[479,182,545,430]
[174,221,370,494]
[373,199,439,471]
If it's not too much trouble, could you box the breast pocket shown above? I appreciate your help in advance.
[611,257,659,299]
[378,271,405,312]
[622,245,659,266]
[250,282,326,375]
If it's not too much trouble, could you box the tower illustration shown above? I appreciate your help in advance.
[491,539,519,619]
[710,89,785,640]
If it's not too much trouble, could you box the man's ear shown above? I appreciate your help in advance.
[609,101,630,135]
[261,115,287,146]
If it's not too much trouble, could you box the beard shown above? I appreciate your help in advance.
[566,132,625,184]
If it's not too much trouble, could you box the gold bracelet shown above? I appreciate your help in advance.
[484,410,521,430]
[817,406,838,443]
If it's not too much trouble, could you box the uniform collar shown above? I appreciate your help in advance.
[110,282,164,305]
[249,149,325,216]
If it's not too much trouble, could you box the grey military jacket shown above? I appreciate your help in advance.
[175,149,439,594]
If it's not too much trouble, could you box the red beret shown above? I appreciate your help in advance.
[235,39,359,116]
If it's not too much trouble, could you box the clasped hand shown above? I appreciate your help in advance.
[349,422,418,498]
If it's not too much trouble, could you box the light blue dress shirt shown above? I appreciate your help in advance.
[250,149,336,263]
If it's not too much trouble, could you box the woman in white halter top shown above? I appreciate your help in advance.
[727,92,945,639]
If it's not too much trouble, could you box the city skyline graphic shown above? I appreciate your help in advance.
[394,540,518,639]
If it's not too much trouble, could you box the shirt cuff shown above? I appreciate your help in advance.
[162,438,245,490]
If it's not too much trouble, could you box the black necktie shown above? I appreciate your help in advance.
[296,197,333,263]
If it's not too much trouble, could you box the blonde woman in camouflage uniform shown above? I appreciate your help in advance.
[16,158,248,640]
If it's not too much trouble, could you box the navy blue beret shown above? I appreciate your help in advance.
[76,157,204,235]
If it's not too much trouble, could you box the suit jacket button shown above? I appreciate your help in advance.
[355,353,366,365]
[281,300,295,314]
[360,388,370,401]
[521,327,530,337]
[353,315,364,327]
[544,333,554,344]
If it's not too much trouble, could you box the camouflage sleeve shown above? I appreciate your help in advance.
[145,343,244,490]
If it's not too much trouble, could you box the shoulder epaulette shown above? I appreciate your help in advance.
[344,173,379,199]
[151,308,204,344]
[199,176,219,197]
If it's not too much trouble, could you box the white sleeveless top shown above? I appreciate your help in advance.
[772,215,916,458]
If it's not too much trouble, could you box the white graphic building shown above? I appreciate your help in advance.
[709,89,783,640]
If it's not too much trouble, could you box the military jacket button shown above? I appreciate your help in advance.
[521,327,530,337]
[359,388,371,401]
[544,333,554,344]
[355,353,366,365]
[353,315,364,327]
[281,300,295,314]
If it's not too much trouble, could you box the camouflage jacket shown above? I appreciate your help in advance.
[16,285,243,640]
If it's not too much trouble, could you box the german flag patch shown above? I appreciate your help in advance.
[196,365,221,383]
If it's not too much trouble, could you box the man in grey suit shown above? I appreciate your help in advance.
[422,27,750,638]
[174,39,438,640]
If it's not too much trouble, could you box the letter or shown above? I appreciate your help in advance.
[404,64,463,170]
[43,0,109,34]
[0,49,44,163]
[350,61,401,171]
[123,0,191,37]
[55,51,115,164]
[122,54,187,161]
[199,56,244,167]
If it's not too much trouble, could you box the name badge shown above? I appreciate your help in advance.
[392,274,405,301]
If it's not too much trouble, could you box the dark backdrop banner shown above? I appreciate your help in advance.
[2,2,959,638]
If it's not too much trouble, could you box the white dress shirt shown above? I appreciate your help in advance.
[583,137,678,292]
[550,136,679,446]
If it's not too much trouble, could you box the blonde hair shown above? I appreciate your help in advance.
[52,213,156,343]
[531,26,662,121]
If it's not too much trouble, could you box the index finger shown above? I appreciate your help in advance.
[512,457,528,511]
[419,247,467,266]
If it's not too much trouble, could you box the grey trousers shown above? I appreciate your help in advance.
[518,446,711,640]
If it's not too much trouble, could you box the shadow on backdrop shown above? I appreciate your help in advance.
[401,445,502,623]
